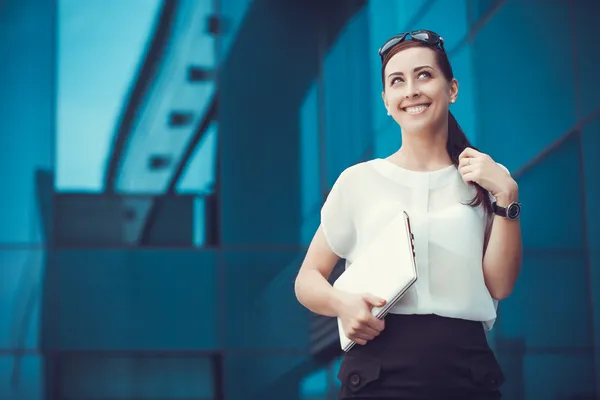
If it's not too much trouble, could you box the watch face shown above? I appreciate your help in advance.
[507,203,521,219]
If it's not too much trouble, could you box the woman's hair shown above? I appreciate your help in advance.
[381,40,492,214]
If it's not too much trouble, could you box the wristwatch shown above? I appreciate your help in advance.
[492,201,521,220]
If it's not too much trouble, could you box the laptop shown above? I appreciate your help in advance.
[332,211,418,352]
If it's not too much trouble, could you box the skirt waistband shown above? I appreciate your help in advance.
[348,314,490,356]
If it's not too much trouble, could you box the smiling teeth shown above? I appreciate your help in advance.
[405,105,428,114]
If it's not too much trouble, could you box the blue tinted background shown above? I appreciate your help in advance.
[0,0,598,399]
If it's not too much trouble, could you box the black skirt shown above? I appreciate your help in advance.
[337,314,505,400]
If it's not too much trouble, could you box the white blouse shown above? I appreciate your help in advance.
[321,158,503,331]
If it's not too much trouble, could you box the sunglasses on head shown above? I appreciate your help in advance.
[378,30,445,61]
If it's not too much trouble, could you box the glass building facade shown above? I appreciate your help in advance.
[0,0,598,399]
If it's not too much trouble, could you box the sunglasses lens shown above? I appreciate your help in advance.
[380,37,402,56]
[411,31,435,43]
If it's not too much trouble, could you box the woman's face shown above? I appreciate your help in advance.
[381,46,458,135]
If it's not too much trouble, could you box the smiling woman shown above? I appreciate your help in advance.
[294,29,522,399]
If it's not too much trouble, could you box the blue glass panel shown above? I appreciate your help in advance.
[374,117,401,159]
[301,210,320,246]
[573,2,600,119]
[0,355,43,400]
[368,0,426,37]
[582,116,600,253]
[60,355,213,399]
[0,0,54,244]
[366,0,400,56]
[300,81,322,222]
[323,8,372,186]
[473,0,576,171]
[516,133,584,250]
[523,353,594,399]
[468,0,497,26]
[331,356,343,388]
[448,44,477,144]
[53,249,218,350]
[498,251,590,349]
[582,116,600,388]
[366,1,395,134]
[299,368,328,397]
[222,250,307,351]
[0,250,44,350]
[192,196,206,247]
[56,0,162,191]
[224,354,308,400]
[395,1,428,30]
[0,142,52,243]
[417,0,468,53]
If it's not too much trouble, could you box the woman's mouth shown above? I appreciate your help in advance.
[402,104,431,115]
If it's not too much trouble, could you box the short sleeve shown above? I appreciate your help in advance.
[320,171,356,259]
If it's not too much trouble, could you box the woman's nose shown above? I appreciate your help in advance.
[404,82,420,99]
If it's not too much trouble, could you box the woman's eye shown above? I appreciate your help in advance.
[391,77,404,85]
[418,71,432,79]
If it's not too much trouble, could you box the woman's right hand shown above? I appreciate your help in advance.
[334,291,387,345]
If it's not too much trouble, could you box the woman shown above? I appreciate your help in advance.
[294,30,522,399]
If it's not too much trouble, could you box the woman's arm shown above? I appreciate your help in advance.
[482,186,523,300]
[294,225,387,344]
[458,147,523,300]
[294,225,345,317]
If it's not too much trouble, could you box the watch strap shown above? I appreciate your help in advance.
[492,202,507,217]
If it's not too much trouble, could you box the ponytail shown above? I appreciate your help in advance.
[447,111,492,214]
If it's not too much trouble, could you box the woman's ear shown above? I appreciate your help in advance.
[449,78,459,103]
[381,91,389,114]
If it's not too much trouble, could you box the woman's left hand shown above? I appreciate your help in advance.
[458,147,518,200]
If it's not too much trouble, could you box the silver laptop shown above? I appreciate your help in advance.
[332,211,418,352]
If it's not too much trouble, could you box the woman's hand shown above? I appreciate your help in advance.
[333,290,386,345]
[458,147,518,202]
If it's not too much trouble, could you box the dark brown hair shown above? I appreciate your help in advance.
[381,40,492,214]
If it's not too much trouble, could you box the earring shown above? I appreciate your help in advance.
[387,111,390,115]
[450,98,456,104]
